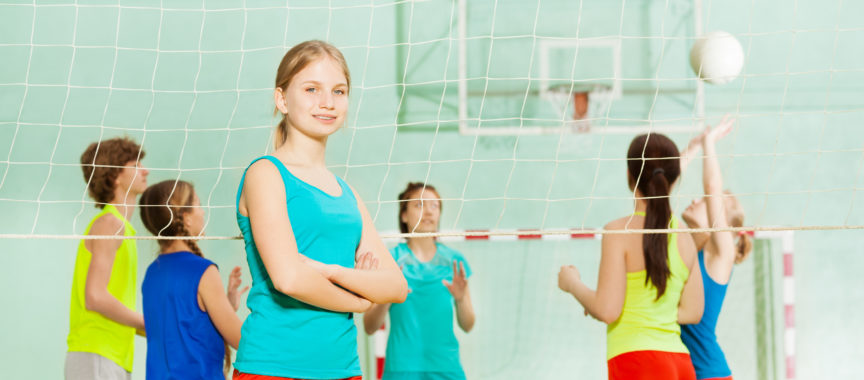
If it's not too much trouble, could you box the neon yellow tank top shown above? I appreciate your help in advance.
[67,204,138,372]
[606,215,690,360]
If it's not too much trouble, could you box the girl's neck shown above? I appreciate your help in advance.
[633,198,647,214]
[161,240,193,255]
[277,129,328,168]
[407,237,437,262]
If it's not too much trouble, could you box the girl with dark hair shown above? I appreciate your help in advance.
[558,133,704,380]
[363,182,475,380]
[139,180,248,380]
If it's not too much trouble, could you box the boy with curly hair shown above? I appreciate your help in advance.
[66,137,149,380]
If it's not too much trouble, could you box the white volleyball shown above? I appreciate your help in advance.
[690,31,745,85]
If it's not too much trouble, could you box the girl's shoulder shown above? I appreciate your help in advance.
[390,242,410,259]
[604,214,644,232]
[438,243,472,276]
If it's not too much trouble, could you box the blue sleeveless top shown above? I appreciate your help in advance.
[141,251,225,380]
[234,156,363,378]
[680,250,732,379]
[384,243,471,379]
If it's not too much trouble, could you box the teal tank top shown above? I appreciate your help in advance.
[234,156,363,378]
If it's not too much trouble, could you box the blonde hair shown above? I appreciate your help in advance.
[273,40,351,150]
[725,191,753,264]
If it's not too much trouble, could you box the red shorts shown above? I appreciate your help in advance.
[233,369,362,380]
[608,350,696,380]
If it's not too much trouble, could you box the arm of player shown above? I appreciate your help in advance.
[198,265,248,349]
[680,130,706,174]
[243,161,372,313]
[558,227,627,324]
[362,303,391,335]
[83,214,145,331]
[702,116,737,277]
[444,261,475,332]
[323,186,408,305]
[677,233,705,324]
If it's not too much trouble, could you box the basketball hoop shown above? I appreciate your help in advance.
[545,83,614,133]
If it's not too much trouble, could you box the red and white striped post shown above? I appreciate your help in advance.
[438,229,600,243]
[373,322,387,379]
[781,232,795,380]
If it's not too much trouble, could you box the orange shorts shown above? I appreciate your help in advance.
[608,350,696,380]
[233,369,362,380]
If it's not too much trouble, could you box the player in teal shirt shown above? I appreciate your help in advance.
[234,41,408,379]
[364,183,476,380]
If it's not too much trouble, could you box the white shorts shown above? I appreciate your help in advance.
[64,351,131,380]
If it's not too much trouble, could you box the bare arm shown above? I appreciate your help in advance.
[680,131,705,174]
[198,266,244,349]
[702,116,737,282]
[677,232,704,324]
[243,161,372,313]
[443,261,475,332]
[559,227,627,324]
[83,214,145,331]
[362,303,391,335]
[454,290,475,332]
[325,187,408,305]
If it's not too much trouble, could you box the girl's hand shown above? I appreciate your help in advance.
[704,114,735,144]
[355,251,379,271]
[443,261,468,302]
[685,131,704,155]
[226,266,250,312]
[558,265,581,294]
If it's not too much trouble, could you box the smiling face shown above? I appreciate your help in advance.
[275,57,349,139]
[400,189,442,234]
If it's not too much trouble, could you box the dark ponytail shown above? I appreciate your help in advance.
[627,134,680,299]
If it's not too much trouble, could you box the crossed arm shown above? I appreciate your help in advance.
[242,161,407,313]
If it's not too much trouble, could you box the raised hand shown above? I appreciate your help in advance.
[557,265,581,294]
[227,266,250,312]
[681,127,708,172]
[442,260,468,302]
[704,114,735,144]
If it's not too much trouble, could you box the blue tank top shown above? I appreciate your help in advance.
[680,250,732,379]
[384,243,471,379]
[234,156,363,378]
[141,251,225,380]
